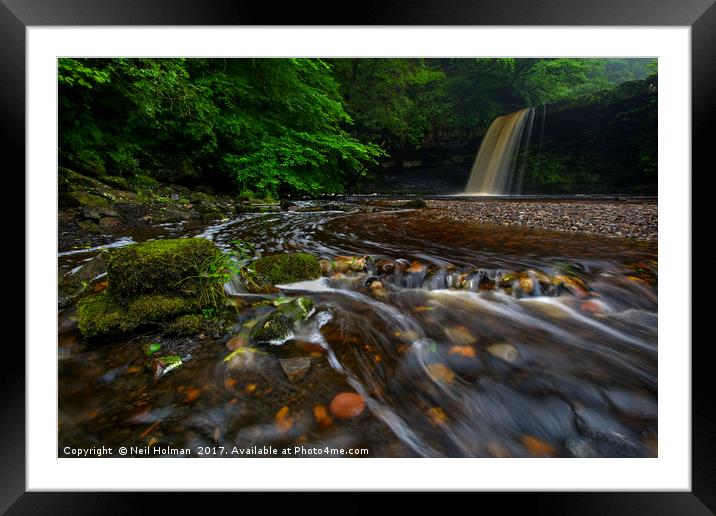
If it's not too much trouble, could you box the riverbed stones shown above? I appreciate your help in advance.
[331,255,367,273]
[279,357,311,382]
[329,392,366,419]
[83,204,119,220]
[98,216,122,229]
[402,198,427,209]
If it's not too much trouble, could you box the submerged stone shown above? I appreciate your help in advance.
[486,343,519,363]
[252,252,321,286]
[279,356,311,382]
[329,392,366,419]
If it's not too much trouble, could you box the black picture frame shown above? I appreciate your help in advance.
[3,0,713,513]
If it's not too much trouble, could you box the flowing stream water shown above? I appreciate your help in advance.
[58,200,657,458]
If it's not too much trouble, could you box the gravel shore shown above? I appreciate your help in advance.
[423,198,658,241]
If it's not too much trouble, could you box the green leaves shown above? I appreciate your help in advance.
[58,58,382,197]
[145,342,162,356]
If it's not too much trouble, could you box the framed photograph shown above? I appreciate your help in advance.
[5,0,713,512]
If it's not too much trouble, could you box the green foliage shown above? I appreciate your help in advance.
[330,57,657,152]
[179,251,239,309]
[59,58,384,197]
[145,342,162,356]
[59,57,656,196]
[252,252,322,286]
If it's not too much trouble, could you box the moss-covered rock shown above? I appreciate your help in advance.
[76,292,133,338]
[108,238,221,299]
[164,314,205,336]
[276,296,315,322]
[59,191,111,209]
[251,311,294,345]
[77,292,195,338]
[252,253,321,286]
[127,294,195,322]
[99,175,131,190]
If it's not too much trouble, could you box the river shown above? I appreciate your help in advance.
[58,199,658,458]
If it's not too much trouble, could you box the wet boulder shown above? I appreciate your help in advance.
[252,253,321,286]
[107,238,221,299]
[276,297,315,322]
[58,250,110,307]
[251,311,294,345]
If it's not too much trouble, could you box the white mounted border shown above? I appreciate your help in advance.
[27,26,689,491]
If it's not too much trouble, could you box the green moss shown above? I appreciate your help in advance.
[251,311,294,344]
[59,191,110,209]
[76,292,135,338]
[77,292,196,338]
[108,238,221,299]
[252,253,321,286]
[99,175,130,190]
[127,294,195,322]
[164,314,205,336]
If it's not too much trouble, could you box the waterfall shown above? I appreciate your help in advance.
[465,107,536,195]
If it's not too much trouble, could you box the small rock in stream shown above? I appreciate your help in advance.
[329,392,366,420]
[279,357,311,383]
[486,343,519,363]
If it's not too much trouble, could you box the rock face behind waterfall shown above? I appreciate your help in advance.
[521,75,657,195]
[357,76,657,196]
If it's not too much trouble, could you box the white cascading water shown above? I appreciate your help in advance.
[465,107,536,195]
